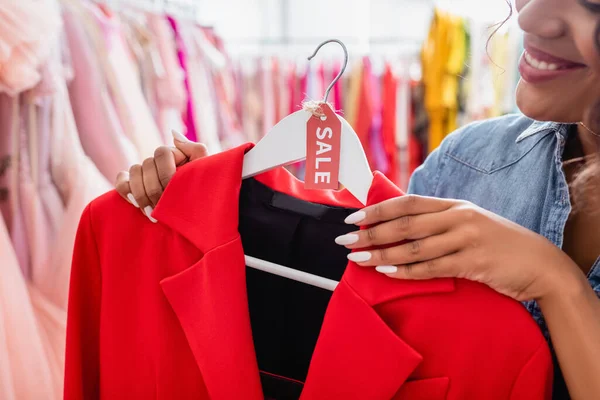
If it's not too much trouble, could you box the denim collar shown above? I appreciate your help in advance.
[515,120,573,143]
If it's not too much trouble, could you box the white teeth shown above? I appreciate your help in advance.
[524,52,560,71]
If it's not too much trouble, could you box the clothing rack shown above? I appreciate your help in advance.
[225,37,422,57]
[95,0,201,22]
[225,37,423,46]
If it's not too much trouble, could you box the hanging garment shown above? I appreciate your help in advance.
[18,97,53,288]
[442,16,466,136]
[382,64,399,185]
[288,63,299,115]
[179,23,221,154]
[85,4,164,159]
[66,144,553,400]
[146,14,186,142]
[210,32,244,149]
[166,16,197,142]
[331,62,343,111]
[62,5,138,181]
[464,18,496,123]
[261,57,276,137]
[0,213,56,400]
[30,93,64,240]
[242,61,262,144]
[45,40,112,310]
[409,80,425,176]
[422,8,450,153]
[344,60,363,128]
[368,64,388,174]
[0,95,30,275]
[0,0,62,95]
[353,57,374,169]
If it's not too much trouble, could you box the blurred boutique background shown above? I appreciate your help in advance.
[0,0,520,398]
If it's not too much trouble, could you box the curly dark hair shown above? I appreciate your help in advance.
[571,0,600,211]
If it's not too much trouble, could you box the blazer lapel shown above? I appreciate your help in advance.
[301,281,423,400]
[160,240,263,400]
[302,266,456,399]
[154,143,263,399]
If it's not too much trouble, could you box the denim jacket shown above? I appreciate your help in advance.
[408,114,600,331]
[407,114,600,397]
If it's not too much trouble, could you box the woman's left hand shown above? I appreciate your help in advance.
[336,195,579,302]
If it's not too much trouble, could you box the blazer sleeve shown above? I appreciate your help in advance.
[510,341,554,400]
[64,203,102,400]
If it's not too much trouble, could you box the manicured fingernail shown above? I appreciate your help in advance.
[335,233,359,245]
[347,251,372,262]
[144,206,158,223]
[344,211,366,225]
[376,266,398,274]
[172,129,190,143]
[127,193,140,208]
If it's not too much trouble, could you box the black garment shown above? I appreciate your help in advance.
[238,178,357,400]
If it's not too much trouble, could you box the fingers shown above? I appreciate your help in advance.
[172,130,208,162]
[115,131,209,224]
[142,158,163,208]
[345,195,457,226]
[154,146,178,189]
[374,252,463,280]
[129,164,156,223]
[336,210,457,248]
[115,171,137,207]
[346,232,463,267]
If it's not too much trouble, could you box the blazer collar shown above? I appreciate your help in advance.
[155,144,455,399]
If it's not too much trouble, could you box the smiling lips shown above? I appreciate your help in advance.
[519,45,587,84]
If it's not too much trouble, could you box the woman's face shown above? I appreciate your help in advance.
[516,0,600,122]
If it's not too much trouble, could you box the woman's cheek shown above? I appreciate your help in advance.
[515,0,529,13]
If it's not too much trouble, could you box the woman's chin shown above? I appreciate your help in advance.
[516,85,573,122]
[515,80,586,123]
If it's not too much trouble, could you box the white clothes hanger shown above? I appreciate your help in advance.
[241,39,374,292]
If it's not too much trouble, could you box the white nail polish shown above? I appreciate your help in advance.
[347,251,372,263]
[335,233,359,246]
[127,193,140,208]
[344,211,366,225]
[376,266,398,274]
[144,206,158,223]
[171,129,190,143]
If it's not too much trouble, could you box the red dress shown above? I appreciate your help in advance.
[65,144,552,400]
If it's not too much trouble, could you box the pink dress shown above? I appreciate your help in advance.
[18,97,53,289]
[45,29,112,311]
[179,23,222,154]
[85,4,164,158]
[147,14,186,142]
[0,94,31,276]
[0,0,61,95]
[0,213,56,400]
[62,5,138,181]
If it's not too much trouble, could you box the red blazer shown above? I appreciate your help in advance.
[65,144,553,400]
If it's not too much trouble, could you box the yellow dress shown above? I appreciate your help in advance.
[344,60,363,129]
[422,9,466,153]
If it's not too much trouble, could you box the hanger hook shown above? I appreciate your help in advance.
[307,39,349,103]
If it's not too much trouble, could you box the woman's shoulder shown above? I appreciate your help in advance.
[408,114,565,197]
[442,114,550,155]
[436,114,562,174]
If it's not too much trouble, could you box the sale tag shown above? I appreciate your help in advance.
[304,103,341,190]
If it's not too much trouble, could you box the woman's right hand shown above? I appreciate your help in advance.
[115,130,208,222]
